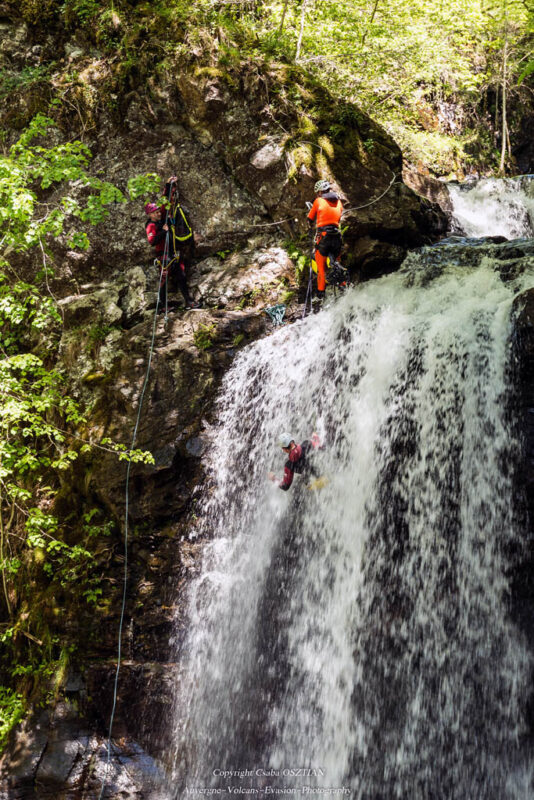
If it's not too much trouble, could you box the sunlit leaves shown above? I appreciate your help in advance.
[247,0,532,169]
[127,172,161,200]
[100,437,156,464]
[0,113,127,252]
[0,687,24,751]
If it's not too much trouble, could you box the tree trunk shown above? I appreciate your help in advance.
[295,0,309,62]
[361,0,381,47]
[279,0,290,33]
[499,1,508,174]
[499,37,508,173]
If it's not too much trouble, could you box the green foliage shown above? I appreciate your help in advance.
[0,66,53,100]
[0,273,60,351]
[82,508,114,538]
[61,0,100,25]
[0,117,155,736]
[518,60,534,85]
[100,438,156,464]
[194,323,217,350]
[0,688,24,750]
[126,173,161,200]
[280,289,296,305]
[18,0,58,24]
[85,323,115,354]
[284,240,310,283]
[0,114,128,253]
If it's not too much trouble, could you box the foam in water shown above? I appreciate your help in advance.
[447,176,534,239]
[170,187,534,800]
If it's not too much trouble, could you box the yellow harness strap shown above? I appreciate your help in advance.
[170,200,193,244]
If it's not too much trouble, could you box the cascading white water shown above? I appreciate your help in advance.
[171,185,534,800]
[447,176,534,239]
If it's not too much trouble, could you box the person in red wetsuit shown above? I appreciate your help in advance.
[144,176,199,309]
[268,432,322,491]
[307,179,344,301]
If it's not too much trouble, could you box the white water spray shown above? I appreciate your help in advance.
[171,185,534,800]
[447,176,534,238]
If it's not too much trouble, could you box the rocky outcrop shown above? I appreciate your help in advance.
[343,182,448,279]
[403,163,453,217]
[0,700,172,799]
[514,290,534,515]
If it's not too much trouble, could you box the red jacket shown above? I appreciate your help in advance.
[145,206,167,256]
[279,434,321,490]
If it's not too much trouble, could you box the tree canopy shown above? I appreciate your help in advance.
[247,0,534,172]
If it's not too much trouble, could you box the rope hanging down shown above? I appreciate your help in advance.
[97,272,164,800]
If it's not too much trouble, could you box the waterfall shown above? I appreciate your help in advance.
[170,185,534,800]
[447,176,534,239]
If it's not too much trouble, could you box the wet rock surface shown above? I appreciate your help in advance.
[511,289,534,649]
[403,164,453,216]
[514,289,534,516]
[0,700,172,799]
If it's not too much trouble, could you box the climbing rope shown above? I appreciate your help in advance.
[97,272,164,800]
[161,205,172,325]
[344,172,398,213]
[302,262,314,319]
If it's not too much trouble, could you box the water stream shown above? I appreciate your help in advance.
[448,176,534,239]
[170,180,534,800]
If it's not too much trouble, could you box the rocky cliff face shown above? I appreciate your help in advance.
[0,7,450,798]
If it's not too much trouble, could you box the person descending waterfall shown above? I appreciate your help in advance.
[307,180,345,302]
[144,175,199,309]
[268,432,324,491]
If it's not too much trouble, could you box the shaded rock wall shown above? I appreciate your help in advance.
[510,288,534,656]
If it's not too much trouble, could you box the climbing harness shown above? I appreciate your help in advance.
[265,303,286,326]
[300,174,399,317]
[97,259,166,800]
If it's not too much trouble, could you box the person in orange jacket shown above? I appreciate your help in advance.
[307,179,344,300]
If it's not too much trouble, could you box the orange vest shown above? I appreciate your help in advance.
[307,197,343,228]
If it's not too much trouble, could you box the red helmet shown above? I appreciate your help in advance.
[144,202,159,215]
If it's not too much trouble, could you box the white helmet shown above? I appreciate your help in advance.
[314,179,331,194]
[278,432,294,448]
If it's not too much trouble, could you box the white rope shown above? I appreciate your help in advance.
[345,172,398,212]
[97,275,163,800]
